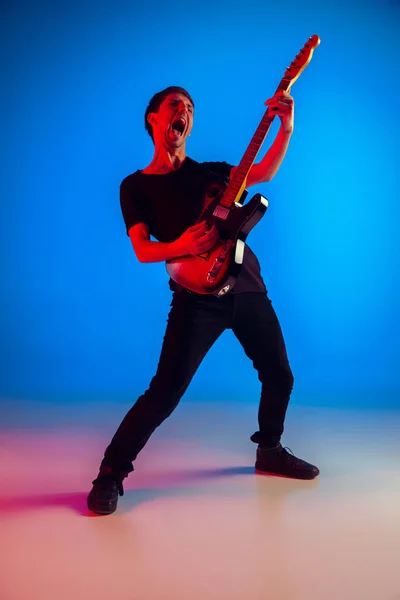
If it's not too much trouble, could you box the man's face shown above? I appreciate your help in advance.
[149,93,194,148]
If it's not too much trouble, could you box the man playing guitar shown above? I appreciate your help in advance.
[88,84,319,515]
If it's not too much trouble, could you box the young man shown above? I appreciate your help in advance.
[88,86,319,515]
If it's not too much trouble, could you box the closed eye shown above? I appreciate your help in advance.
[169,100,193,113]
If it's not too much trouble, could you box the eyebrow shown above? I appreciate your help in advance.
[168,97,193,108]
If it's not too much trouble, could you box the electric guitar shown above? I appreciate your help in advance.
[166,34,321,296]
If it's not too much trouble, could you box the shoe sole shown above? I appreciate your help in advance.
[87,493,118,515]
[87,501,117,515]
[255,465,319,480]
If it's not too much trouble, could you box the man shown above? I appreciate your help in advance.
[87,85,319,515]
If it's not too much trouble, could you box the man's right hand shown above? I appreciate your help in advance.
[177,221,219,256]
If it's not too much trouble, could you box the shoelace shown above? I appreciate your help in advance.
[281,447,309,468]
[264,445,299,465]
[93,474,125,496]
[116,478,124,497]
[283,446,294,455]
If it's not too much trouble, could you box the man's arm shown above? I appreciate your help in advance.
[129,221,218,263]
[129,223,182,263]
[232,90,294,187]
[247,127,292,185]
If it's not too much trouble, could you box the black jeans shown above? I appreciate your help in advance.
[102,291,294,472]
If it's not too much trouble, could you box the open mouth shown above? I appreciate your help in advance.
[170,116,186,137]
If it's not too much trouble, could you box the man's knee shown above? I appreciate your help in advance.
[259,364,294,395]
[284,369,294,394]
[144,381,187,418]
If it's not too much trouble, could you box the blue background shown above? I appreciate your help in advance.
[1,0,399,408]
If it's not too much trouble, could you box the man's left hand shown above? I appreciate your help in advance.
[264,90,294,134]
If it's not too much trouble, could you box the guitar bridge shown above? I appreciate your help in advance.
[207,241,233,282]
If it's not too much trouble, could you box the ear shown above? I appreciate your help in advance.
[147,112,157,126]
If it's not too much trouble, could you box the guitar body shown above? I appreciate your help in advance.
[166,191,268,296]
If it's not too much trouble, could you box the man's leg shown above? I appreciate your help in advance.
[232,293,293,446]
[231,292,319,479]
[103,292,232,469]
[88,291,233,513]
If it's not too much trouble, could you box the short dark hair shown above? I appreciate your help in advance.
[144,86,194,141]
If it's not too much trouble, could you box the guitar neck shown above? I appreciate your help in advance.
[218,33,321,208]
[219,77,292,209]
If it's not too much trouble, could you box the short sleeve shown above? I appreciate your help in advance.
[200,161,233,183]
[120,175,147,236]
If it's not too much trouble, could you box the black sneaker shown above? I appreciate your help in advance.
[87,466,129,515]
[255,443,319,480]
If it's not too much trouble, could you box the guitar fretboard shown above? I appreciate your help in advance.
[219,77,291,209]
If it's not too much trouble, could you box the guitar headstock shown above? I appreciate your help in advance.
[284,35,320,87]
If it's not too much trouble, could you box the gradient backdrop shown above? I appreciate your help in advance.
[1,0,399,410]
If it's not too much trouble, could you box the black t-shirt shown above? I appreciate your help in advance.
[120,157,266,293]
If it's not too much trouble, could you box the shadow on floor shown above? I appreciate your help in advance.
[0,465,319,517]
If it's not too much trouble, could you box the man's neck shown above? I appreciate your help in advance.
[143,146,187,175]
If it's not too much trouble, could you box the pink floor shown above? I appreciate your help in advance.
[1,399,399,600]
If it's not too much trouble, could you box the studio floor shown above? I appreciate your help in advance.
[1,398,399,600]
